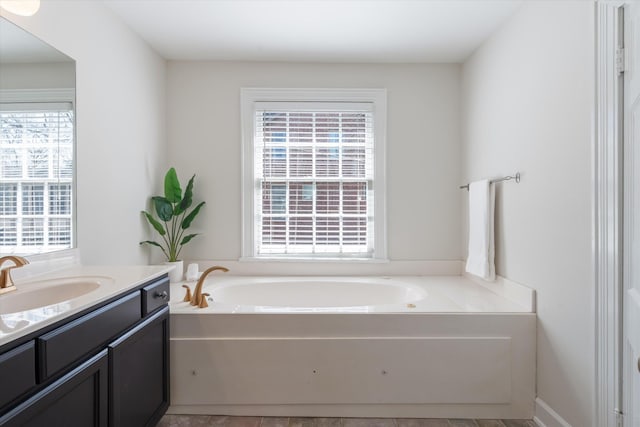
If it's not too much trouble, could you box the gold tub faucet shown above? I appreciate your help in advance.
[0,256,29,295]
[187,265,229,307]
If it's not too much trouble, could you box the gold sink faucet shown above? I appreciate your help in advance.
[187,265,228,307]
[0,256,29,295]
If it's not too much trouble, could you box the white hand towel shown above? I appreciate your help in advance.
[465,179,495,281]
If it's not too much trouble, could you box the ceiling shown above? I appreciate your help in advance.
[103,0,522,63]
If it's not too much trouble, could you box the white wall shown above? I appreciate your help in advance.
[166,61,461,262]
[0,62,75,90]
[461,2,594,425]
[1,1,167,265]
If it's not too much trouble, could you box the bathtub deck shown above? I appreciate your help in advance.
[169,275,533,314]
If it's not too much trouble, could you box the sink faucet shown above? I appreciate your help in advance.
[189,265,228,307]
[0,256,29,295]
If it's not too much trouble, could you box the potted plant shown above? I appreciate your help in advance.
[140,167,205,282]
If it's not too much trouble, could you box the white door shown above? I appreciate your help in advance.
[624,2,640,427]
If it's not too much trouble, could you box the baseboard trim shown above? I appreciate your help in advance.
[534,398,572,427]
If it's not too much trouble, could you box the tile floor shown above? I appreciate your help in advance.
[157,415,538,427]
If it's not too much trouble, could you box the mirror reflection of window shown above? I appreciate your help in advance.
[0,17,76,255]
[0,104,74,253]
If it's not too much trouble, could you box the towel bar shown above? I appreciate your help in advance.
[459,172,520,190]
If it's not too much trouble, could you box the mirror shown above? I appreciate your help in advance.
[0,17,76,255]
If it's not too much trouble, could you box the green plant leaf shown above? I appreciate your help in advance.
[140,240,169,260]
[180,233,198,245]
[181,201,205,229]
[164,167,182,203]
[139,240,163,248]
[142,211,166,236]
[175,174,195,215]
[152,196,173,221]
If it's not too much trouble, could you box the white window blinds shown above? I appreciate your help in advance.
[254,102,374,257]
[0,103,74,253]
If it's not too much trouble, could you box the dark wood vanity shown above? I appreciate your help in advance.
[0,274,170,427]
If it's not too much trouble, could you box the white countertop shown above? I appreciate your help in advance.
[0,265,170,347]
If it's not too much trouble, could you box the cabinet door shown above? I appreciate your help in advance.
[0,350,108,427]
[0,342,36,411]
[109,305,169,427]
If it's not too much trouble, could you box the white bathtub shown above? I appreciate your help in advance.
[168,275,535,419]
[210,277,426,308]
[172,275,531,313]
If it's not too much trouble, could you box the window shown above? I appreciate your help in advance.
[241,88,386,260]
[0,93,74,254]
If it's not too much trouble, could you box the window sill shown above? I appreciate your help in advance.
[238,256,390,264]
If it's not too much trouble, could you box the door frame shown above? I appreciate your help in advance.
[595,1,624,426]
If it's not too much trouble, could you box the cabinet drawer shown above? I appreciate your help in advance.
[141,276,170,315]
[0,342,35,410]
[37,291,141,381]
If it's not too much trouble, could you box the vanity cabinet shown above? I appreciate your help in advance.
[0,274,170,427]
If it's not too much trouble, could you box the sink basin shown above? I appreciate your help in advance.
[0,277,107,315]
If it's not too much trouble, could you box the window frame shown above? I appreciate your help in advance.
[240,88,387,261]
[0,88,76,254]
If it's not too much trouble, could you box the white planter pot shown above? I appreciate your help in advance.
[164,260,184,283]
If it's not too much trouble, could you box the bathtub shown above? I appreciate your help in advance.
[168,275,535,419]
[209,277,427,309]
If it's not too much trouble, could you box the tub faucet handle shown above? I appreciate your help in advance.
[199,293,210,308]
[182,284,192,302]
